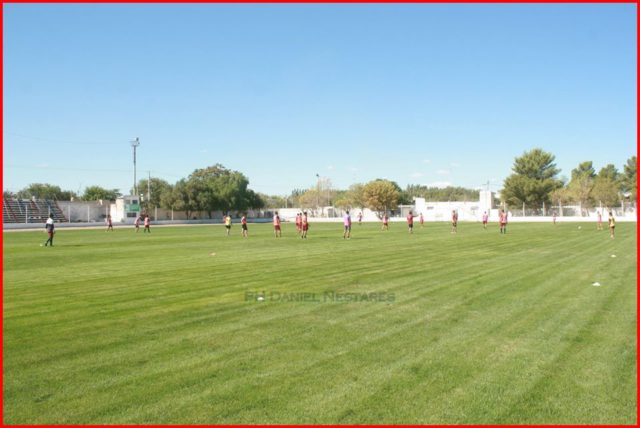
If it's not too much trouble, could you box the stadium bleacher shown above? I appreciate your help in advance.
[2,197,67,223]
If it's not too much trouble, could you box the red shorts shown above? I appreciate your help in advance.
[274,225,281,230]
[302,224,309,231]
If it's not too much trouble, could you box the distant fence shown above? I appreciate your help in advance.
[507,202,636,218]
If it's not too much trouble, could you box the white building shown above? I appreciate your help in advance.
[109,195,142,224]
[414,191,496,222]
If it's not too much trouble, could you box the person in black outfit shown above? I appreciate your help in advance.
[44,215,55,247]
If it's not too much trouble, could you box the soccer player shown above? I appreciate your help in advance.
[419,212,424,228]
[106,214,113,231]
[295,213,302,235]
[608,211,615,239]
[343,210,352,239]
[143,214,151,233]
[273,211,282,238]
[241,213,248,238]
[301,211,309,239]
[499,209,508,234]
[382,213,389,231]
[451,210,458,234]
[43,214,55,247]
[224,213,232,236]
[134,215,141,232]
[482,211,488,229]
[357,211,363,225]
[552,211,557,225]
[407,211,414,234]
[597,211,603,230]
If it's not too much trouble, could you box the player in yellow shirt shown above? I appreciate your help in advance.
[608,211,615,239]
[224,214,232,236]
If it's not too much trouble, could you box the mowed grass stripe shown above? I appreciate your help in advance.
[272,226,632,422]
[3,222,636,424]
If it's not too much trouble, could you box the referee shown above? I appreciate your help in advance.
[43,214,55,247]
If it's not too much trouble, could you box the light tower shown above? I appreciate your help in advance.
[131,137,140,196]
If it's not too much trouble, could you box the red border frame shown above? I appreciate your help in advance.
[0,1,637,427]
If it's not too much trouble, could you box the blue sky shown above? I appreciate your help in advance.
[3,3,637,196]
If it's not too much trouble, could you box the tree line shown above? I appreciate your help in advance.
[5,164,263,219]
[5,151,636,217]
[501,149,636,211]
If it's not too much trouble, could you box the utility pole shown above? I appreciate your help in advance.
[148,171,151,207]
[131,137,140,196]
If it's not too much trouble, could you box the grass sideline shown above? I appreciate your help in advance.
[3,221,637,424]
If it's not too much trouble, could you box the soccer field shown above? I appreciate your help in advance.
[3,221,637,424]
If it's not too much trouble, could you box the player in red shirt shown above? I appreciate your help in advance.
[382,213,389,231]
[451,210,458,234]
[273,211,282,238]
[301,211,309,239]
[241,214,248,238]
[295,213,302,235]
[597,211,603,230]
[419,213,424,228]
[407,211,414,234]
[499,209,508,234]
[106,214,113,232]
[143,214,151,233]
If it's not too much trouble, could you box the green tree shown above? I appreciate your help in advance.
[334,183,364,209]
[168,179,200,219]
[620,156,637,201]
[591,177,620,208]
[570,161,596,181]
[347,183,365,208]
[566,161,596,212]
[550,185,570,206]
[590,164,621,208]
[362,179,400,215]
[246,190,264,210]
[16,183,78,200]
[186,164,259,217]
[567,176,594,212]
[501,148,562,209]
[598,164,619,182]
[136,178,173,210]
[259,194,288,209]
[82,186,120,201]
[299,189,321,210]
[288,189,306,208]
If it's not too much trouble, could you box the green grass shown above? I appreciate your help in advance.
[3,221,637,424]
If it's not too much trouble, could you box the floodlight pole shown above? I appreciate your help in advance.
[131,138,140,196]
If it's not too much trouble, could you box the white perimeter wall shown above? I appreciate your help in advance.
[57,201,110,222]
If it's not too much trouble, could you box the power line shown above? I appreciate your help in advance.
[4,132,123,146]
[5,164,132,173]
[5,164,182,179]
